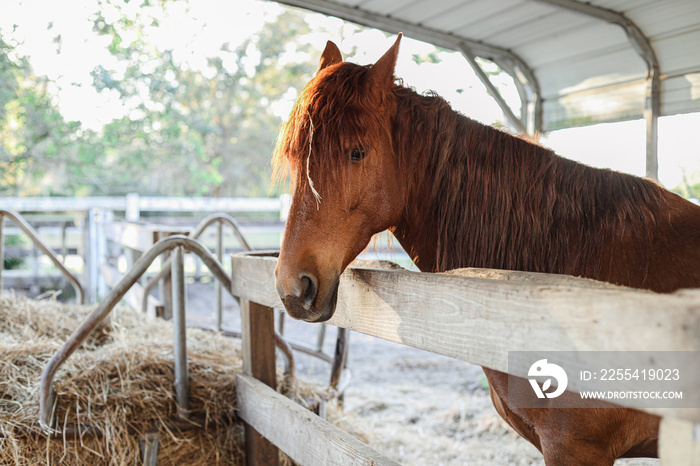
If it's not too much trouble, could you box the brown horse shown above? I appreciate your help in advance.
[273,34,700,464]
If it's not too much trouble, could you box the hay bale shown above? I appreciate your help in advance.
[0,293,323,465]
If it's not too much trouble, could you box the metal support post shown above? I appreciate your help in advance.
[0,213,4,292]
[277,309,285,336]
[142,213,251,317]
[532,0,661,178]
[159,232,173,320]
[39,235,229,428]
[216,219,223,330]
[330,328,349,390]
[139,432,160,466]
[316,323,327,352]
[172,245,189,417]
[645,68,661,180]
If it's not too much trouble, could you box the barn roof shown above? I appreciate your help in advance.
[276,0,700,177]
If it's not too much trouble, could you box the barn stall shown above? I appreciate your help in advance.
[2,0,700,464]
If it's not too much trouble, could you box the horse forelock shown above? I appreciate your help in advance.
[273,62,395,202]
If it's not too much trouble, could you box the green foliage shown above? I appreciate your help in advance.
[0,38,78,196]
[2,234,28,270]
[0,1,318,197]
[476,374,489,389]
[83,1,317,197]
[3,257,23,270]
[671,172,700,200]
[412,51,441,65]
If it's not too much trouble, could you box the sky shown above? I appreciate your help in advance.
[2,0,698,193]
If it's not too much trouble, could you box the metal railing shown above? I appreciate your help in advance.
[0,209,84,304]
[141,213,252,329]
[38,223,348,432]
[39,235,243,429]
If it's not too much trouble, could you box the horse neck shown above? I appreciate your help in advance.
[389,88,667,279]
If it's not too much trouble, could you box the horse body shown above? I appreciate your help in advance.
[273,35,700,464]
[389,88,700,291]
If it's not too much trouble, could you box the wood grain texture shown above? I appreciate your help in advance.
[240,299,279,466]
[237,374,401,466]
[660,418,700,465]
[103,221,159,252]
[231,254,700,421]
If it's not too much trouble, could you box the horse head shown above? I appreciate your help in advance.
[273,35,404,322]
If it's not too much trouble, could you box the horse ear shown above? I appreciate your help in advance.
[367,33,402,88]
[318,41,343,72]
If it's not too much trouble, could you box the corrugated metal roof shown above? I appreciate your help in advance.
[277,0,700,132]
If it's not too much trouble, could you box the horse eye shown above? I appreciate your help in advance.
[348,148,366,162]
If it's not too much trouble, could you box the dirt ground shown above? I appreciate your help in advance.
[185,282,660,466]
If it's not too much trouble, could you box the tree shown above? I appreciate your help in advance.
[88,1,318,197]
[0,38,79,196]
[1,0,322,197]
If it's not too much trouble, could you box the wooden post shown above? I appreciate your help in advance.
[85,209,98,303]
[330,328,349,389]
[240,298,279,466]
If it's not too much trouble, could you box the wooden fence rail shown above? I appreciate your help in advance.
[230,252,700,465]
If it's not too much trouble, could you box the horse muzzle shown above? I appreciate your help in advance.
[275,270,340,323]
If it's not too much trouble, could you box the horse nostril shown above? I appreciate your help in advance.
[300,274,318,310]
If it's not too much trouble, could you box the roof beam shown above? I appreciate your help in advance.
[277,0,514,59]
[530,0,660,179]
[461,48,527,134]
[276,0,543,133]
[530,0,658,72]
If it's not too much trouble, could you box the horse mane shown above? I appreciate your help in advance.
[274,59,672,288]
[391,86,670,284]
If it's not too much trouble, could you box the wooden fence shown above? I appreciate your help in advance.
[230,252,700,465]
[0,195,282,217]
[1,195,286,303]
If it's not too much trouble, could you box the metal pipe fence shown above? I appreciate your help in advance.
[0,210,84,304]
[141,213,252,329]
[36,233,297,432]
[38,235,232,429]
